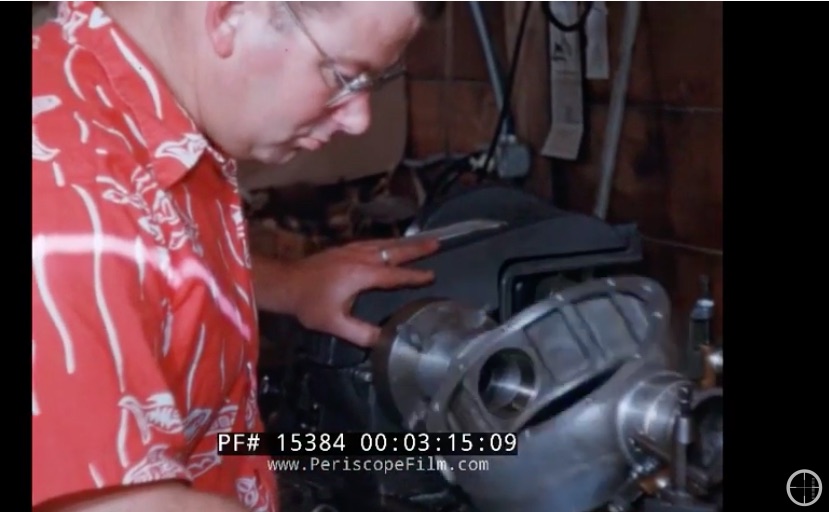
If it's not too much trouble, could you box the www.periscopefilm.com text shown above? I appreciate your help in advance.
[267,456,490,473]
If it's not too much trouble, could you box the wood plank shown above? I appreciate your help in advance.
[564,106,722,250]
[406,80,449,157]
[405,5,448,80]
[451,1,508,82]
[587,1,723,108]
[447,81,500,154]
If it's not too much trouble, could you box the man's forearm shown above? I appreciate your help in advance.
[36,482,251,512]
[251,253,299,315]
[157,486,253,512]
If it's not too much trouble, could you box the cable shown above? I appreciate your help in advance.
[480,0,532,179]
[424,1,537,201]
[541,1,594,32]
[430,152,479,200]
[428,2,593,201]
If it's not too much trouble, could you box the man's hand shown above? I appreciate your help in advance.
[253,237,439,347]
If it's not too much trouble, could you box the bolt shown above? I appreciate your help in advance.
[678,384,692,413]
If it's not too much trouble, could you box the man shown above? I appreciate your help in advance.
[32,2,443,511]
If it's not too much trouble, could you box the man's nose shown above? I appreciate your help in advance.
[332,94,372,136]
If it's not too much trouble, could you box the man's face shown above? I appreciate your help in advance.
[197,1,422,165]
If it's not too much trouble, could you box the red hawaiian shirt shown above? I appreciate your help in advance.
[32,2,276,510]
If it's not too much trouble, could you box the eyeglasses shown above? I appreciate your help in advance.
[282,2,405,108]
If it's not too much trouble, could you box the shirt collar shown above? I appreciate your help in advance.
[55,1,233,188]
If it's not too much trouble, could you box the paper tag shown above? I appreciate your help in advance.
[585,1,610,79]
[541,1,584,161]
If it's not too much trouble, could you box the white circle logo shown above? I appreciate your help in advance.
[787,470,822,506]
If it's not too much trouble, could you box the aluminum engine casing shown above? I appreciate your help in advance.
[371,276,722,512]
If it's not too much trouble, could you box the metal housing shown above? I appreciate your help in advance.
[371,276,722,512]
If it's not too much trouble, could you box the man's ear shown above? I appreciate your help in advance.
[205,1,245,58]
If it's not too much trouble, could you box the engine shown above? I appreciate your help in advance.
[371,277,722,512]
[257,186,723,512]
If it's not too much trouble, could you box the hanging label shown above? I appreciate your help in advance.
[585,1,610,79]
[541,1,584,161]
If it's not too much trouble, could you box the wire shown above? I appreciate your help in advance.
[430,153,479,200]
[423,1,534,202]
[541,1,594,32]
[479,0,532,179]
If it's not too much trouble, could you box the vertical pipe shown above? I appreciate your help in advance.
[469,1,513,135]
[593,2,641,219]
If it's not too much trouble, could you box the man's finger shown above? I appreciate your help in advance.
[380,238,440,265]
[369,266,435,289]
[331,315,382,348]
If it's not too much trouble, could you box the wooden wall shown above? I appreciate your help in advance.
[405,2,508,157]
[403,1,723,339]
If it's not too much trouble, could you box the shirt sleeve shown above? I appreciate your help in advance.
[32,179,192,506]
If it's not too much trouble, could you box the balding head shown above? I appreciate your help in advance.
[100,1,443,164]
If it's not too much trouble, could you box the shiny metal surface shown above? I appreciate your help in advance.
[371,299,497,428]
[690,387,723,480]
[402,218,507,241]
[370,276,724,512]
[447,358,671,512]
[706,347,723,373]
[617,371,689,466]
